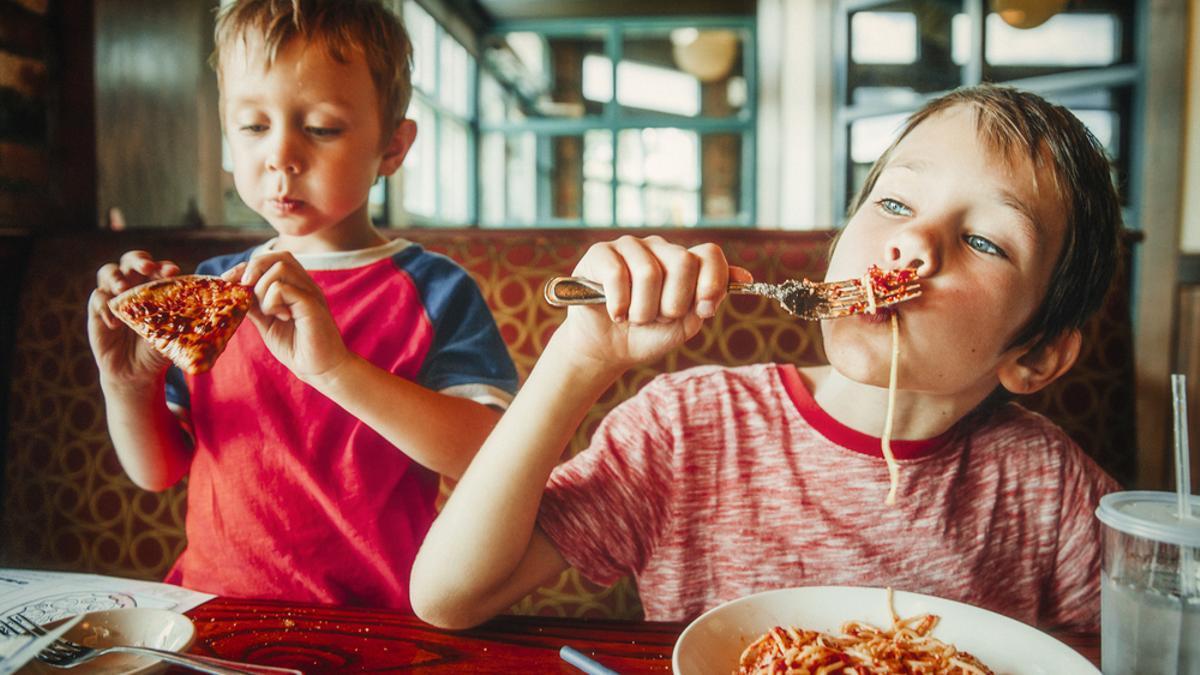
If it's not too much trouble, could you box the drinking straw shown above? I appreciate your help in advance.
[559,646,620,675]
[1172,374,1193,520]
[1171,373,1196,599]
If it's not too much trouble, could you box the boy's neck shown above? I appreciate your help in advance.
[273,216,390,255]
[804,365,992,441]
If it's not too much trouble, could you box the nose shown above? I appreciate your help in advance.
[886,221,941,278]
[265,129,303,175]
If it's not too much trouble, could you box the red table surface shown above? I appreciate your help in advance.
[174,597,1100,674]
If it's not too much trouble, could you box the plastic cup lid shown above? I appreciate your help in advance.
[1096,491,1200,548]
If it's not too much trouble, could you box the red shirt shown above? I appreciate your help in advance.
[539,363,1117,631]
[164,240,517,608]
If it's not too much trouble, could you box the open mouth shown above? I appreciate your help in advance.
[860,306,899,324]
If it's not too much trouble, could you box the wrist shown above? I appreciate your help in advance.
[299,351,362,394]
[540,330,628,386]
[99,369,167,399]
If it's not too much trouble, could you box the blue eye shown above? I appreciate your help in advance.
[876,198,913,217]
[965,234,1006,258]
[239,124,267,134]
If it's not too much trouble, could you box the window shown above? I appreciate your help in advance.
[387,1,475,226]
[834,0,1139,223]
[478,19,756,228]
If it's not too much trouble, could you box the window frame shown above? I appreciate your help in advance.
[479,16,758,229]
[831,0,1143,230]
[391,0,478,228]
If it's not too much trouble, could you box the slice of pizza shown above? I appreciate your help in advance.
[108,274,253,374]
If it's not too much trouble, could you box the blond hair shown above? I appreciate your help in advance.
[211,0,413,136]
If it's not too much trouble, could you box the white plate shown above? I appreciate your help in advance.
[21,608,194,675]
[672,586,1099,675]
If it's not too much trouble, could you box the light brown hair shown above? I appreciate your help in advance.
[847,84,1124,353]
[211,0,414,137]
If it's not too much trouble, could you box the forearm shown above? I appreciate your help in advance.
[412,335,623,617]
[304,354,503,478]
[100,374,192,491]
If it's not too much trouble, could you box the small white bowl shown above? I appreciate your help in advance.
[24,608,194,675]
[672,585,1099,675]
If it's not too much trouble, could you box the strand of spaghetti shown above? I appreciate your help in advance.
[881,312,901,505]
[863,271,878,314]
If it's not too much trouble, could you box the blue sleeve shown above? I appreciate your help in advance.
[164,248,258,410]
[394,247,519,396]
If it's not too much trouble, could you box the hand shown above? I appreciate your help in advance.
[88,251,180,388]
[555,235,751,370]
[227,252,350,381]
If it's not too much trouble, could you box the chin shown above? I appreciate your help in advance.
[824,343,891,388]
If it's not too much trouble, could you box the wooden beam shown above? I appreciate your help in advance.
[1134,0,1188,489]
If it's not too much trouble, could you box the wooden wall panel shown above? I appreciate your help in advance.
[94,0,220,228]
[0,0,48,229]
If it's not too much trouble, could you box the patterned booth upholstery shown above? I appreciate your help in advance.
[0,228,1137,620]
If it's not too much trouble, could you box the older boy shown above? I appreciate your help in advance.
[86,0,517,609]
[411,85,1121,631]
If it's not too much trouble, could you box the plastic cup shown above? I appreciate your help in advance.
[1096,490,1200,674]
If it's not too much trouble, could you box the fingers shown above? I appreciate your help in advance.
[95,251,180,297]
[88,287,121,330]
[236,251,321,321]
[574,236,731,324]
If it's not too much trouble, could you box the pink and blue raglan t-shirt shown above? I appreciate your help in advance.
[162,238,518,609]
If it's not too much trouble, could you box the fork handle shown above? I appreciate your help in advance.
[544,276,757,307]
[102,646,302,674]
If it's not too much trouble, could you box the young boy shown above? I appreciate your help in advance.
[86,0,517,610]
[410,85,1122,632]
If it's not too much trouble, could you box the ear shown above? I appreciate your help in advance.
[997,328,1081,395]
[378,118,418,178]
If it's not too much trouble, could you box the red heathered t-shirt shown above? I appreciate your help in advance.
[538,363,1118,631]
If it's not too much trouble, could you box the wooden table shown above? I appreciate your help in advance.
[182,597,1100,673]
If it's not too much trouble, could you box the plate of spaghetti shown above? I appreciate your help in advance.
[672,586,1098,675]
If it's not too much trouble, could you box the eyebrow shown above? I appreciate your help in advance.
[881,158,931,174]
[995,190,1044,245]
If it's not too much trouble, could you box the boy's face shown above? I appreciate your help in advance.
[220,35,409,244]
[822,106,1068,403]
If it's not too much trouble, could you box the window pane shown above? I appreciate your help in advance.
[701,133,741,220]
[851,12,918,64]
[547,132,611,222]
[485,32,606,119]
[402,99,436,217]
[983,1,1134,81]
[439,33,472,117]
[847,112,910,207]
[405,1,437,95]
[847,0,963,104]
[479,131,537,226]
[616,128,700,226]
[439,118,469,223]
[619,29,747,119]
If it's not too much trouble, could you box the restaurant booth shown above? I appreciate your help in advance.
[1,0,1193,671]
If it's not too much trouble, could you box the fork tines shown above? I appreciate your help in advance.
[2,612,88,664]
[821,280,921,319]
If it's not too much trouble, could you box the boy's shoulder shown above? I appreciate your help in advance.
[968,402,1119,491]
[195,245,260,275]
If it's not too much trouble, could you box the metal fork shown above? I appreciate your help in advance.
[1,613,302,675]
[543,267,921,321]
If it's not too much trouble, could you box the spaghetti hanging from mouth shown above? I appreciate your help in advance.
[881,312,901,505]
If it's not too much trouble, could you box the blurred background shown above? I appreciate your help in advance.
[0,0,1195,488]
